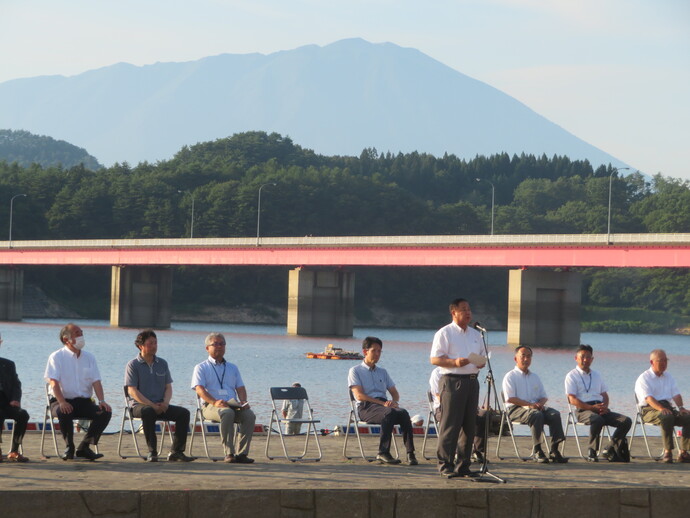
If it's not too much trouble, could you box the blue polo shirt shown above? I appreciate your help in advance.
[348,361,395,407]
[124,355,172,403]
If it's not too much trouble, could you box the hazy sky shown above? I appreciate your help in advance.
[1,0,688,180]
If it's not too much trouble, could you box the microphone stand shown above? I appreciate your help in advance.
[472,325,506,484]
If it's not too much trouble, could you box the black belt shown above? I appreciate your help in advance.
[584,400,602,406]
[444,374,478,379]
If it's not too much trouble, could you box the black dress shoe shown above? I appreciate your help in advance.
[587,448,598,462]
[146,452,158,462]
[451,468,480,478]
[407,452,418,466]
[76,447,103,461]
[550,450,569,464]
[376,452,401,464]
[531,450,549,464]
[167,451,194,462]
[61,447,75,461]
[234,454,255,464]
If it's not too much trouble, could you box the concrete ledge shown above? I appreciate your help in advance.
[1,488,689,518]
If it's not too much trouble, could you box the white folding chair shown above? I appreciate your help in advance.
[343,389,399,461]
[629,394,680,460]
[265,386,322,461]
[564,401,612,460]
[495,391,551,461]
[421,390,440,460]
[2,419,23,455]
[40,384,98,458]
[117,386,173,459]
[189,396,236,462]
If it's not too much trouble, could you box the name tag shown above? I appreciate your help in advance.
[218,389,229,397]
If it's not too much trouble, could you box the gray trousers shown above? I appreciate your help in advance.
[576,408,631,450]
[202,404,256,456]
[436,374,479,473]
[508,405,565,451]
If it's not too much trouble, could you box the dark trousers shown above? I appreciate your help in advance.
[0,403,29,452]
[508,405,565,451]
[437,374,479,473]
[576,407,632,450]
[434,407,486,454]
[51,397,111,449]
[132,403,190,454]
[357,399,415,455]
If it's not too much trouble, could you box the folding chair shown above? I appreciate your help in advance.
[117,386,173,459]
[343,389,399,461]
[495,391,551,461]
[189,396,237,462]
[563,401,612,460]
[265,386,322,461]
[421,390,440,460]
[40,384,98,458]
[629,394,680,460]
[2,419,23,456]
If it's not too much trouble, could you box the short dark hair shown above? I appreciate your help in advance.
[135,329,157,349]
[576,344,593,355]
[514,345,533,355]
[59,323,75,344]
[449,298,468,312]
[362,336,383,350]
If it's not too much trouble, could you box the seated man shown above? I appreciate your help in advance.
[125,329,193,462]
[634,349,690,463]
[348,336,417,465]
[191,332,256,463]
[565,344,631,462]
[502,345,568,464]
[44,323,112,461]
[429,366,487,463]
[0,336,30,462]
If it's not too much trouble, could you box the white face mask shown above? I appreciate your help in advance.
[73,336,86,350]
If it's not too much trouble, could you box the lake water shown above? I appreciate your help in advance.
[1,319,688,434]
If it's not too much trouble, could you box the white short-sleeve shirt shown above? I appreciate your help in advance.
[502,366,547,409]
[430,322,484,375]
[634,367,681,407]
[44,346,101,399]
[564,367,607,403]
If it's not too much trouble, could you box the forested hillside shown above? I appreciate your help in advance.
[0,129,101,170]
[1,131,688,331]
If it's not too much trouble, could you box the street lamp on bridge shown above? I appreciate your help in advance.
[9,193,27,247]
[474,178,495,235]
[607,167,630,243]
[257,183,276,246]
[177,190,196,239]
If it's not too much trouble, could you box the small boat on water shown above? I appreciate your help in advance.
[306,344,363,360]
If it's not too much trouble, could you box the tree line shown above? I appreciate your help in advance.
[0,131,688,330]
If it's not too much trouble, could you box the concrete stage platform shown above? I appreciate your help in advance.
[0,432,688,517]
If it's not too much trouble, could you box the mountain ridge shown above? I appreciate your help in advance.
[0,38,629,170]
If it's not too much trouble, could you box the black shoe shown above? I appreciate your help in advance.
[532,450,549,463]
[234,454,254,464]
[550,450,569,464]
[76,447,103,461]
[146,452,158,462]
[61,446,75,461]
[601,446,614,461]
[451,468,480,478]
[167,451,194,462]
[587,449,598,462]
[440,467,455,477]
[376,452,401,464]
[407,452,418,466]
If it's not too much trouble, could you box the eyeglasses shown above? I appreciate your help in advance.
[209,342,226,347]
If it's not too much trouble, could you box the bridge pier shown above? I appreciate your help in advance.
[0,268,23,321]
[287,268,354,336]
[507,269,581,348]
[110,266,172,329]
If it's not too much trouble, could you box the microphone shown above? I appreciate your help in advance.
[473,321,488,333]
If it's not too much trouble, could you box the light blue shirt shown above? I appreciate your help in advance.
[191,357,244,401]
[348,361,395,407]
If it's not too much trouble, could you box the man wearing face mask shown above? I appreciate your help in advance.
[44,323,112,461]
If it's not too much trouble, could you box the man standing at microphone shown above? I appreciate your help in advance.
[430,298,486,478]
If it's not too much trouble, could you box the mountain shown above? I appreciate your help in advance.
[0,38,629,169]
[0,129,101,169]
